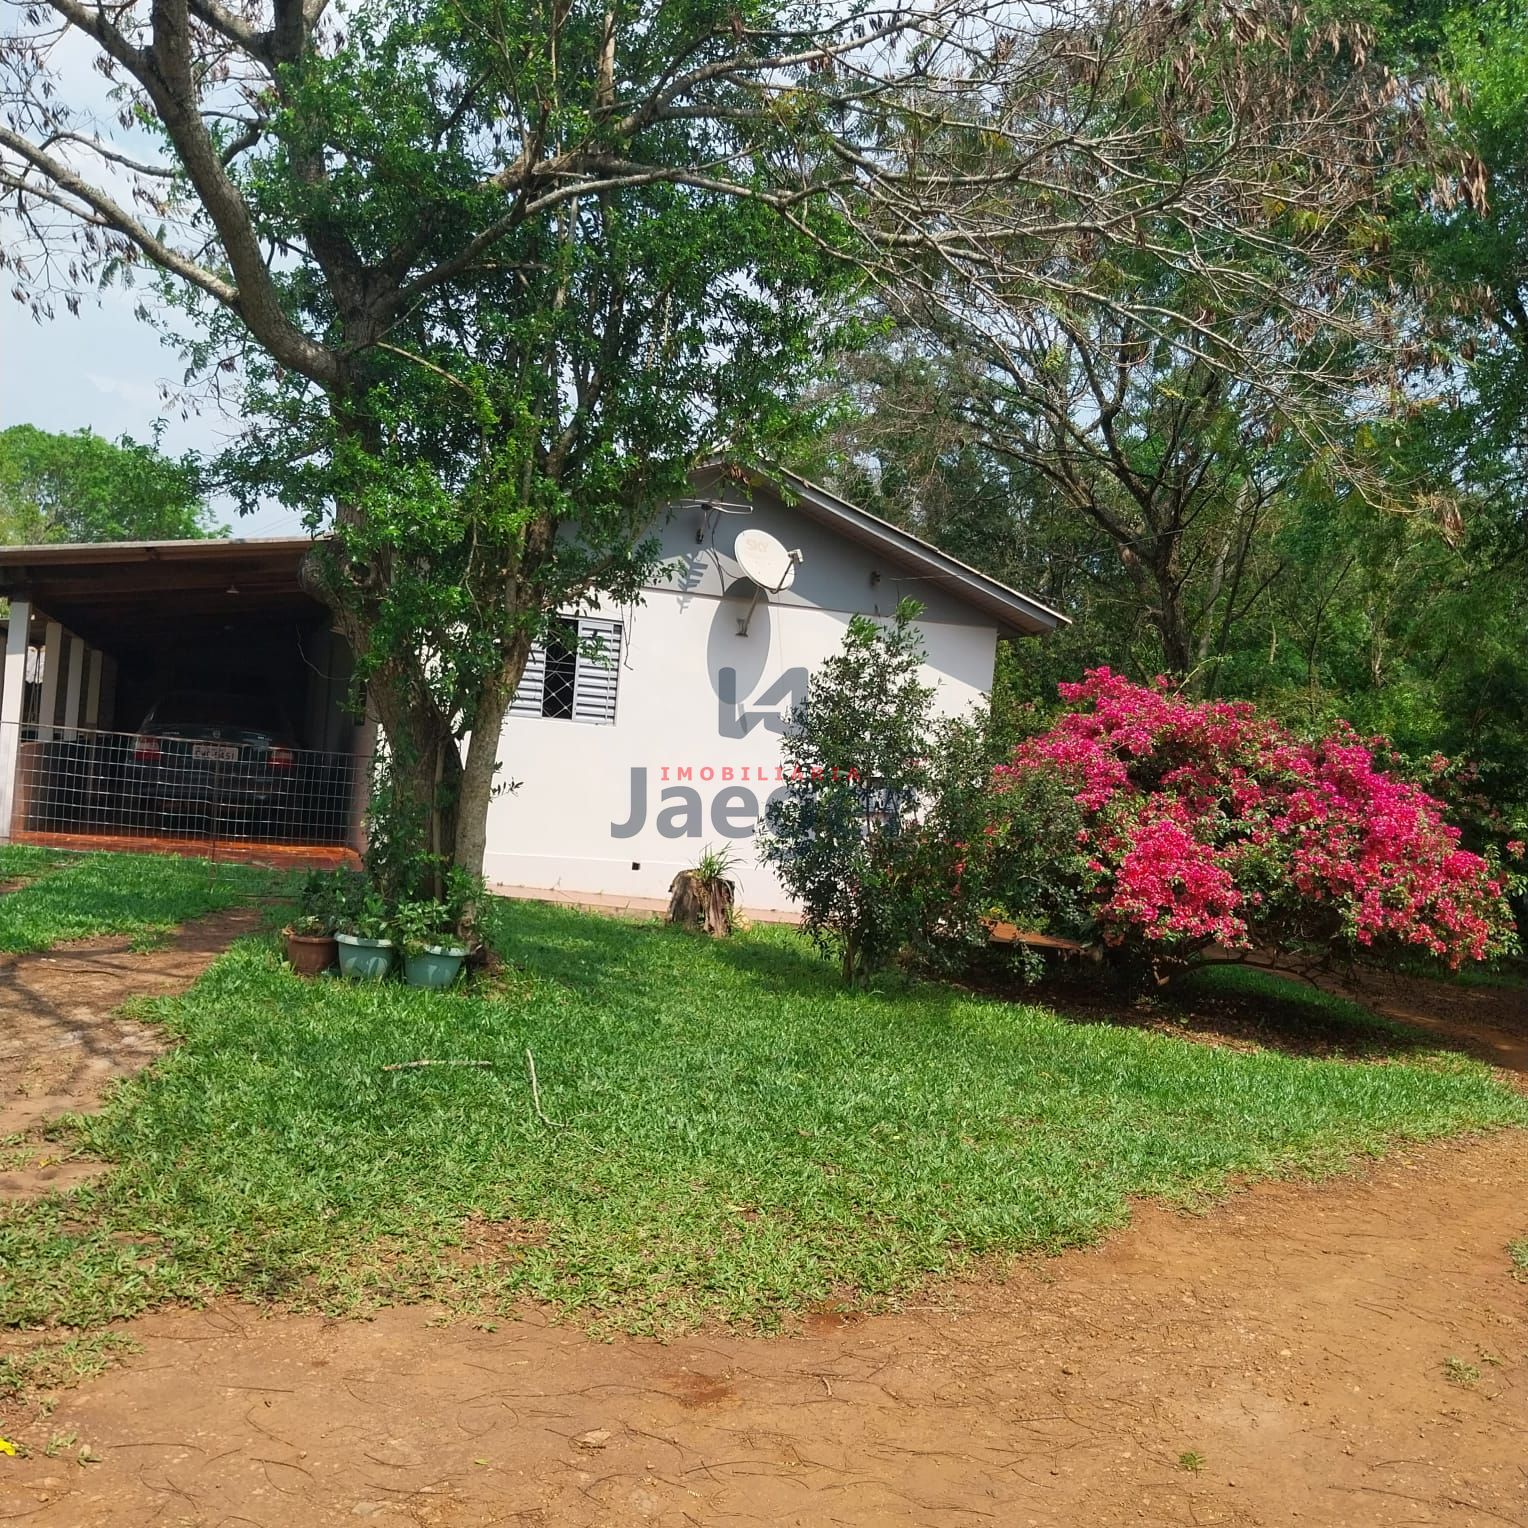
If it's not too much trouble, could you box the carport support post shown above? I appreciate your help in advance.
[62,635,85,740]
[99,657,116,727]
[84,649,103,730]
[36,620,62,743]
[0,598,31,841]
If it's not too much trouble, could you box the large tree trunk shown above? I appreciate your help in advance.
[364,652,463,895]
[1145,551,1194,676]
[304,544,464,880]
[1154,596,1194,678]
[1120,537,1195,677]
[304,420,543,885]
[453,653,526,877]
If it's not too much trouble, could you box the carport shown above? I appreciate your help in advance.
[0,537,372,864]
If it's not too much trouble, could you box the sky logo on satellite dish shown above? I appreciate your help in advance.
[717,666,808,738]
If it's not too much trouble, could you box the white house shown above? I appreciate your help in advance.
[485,465,1065,910]
[0,465,1064,904]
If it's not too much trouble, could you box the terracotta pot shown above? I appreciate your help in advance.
[285,929,338,977]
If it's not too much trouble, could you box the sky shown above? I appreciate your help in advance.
[0,22,305,538]
[1,283,307,538]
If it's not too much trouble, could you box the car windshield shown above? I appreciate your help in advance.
[149,692,283,733]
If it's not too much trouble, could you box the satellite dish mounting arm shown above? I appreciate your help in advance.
[738,548,803,636]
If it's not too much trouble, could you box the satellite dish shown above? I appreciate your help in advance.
[736,528,799,592]
[732,529,803,636]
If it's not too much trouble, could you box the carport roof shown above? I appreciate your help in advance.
[0,536,323,646]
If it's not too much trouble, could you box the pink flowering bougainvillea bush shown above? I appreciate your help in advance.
[967,669,1519,976]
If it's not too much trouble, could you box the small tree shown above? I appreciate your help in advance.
[760,601,934,984]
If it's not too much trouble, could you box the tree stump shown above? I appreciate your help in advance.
[667,870,736,937]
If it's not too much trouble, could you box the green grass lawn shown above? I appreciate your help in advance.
[2,893,1524,1336]
[0,849,280,953]
[0,843,62,882]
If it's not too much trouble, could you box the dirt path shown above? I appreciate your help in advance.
[0,1126,1522,1527]
[1333,968,1528,1077]
[0,907,263,1200]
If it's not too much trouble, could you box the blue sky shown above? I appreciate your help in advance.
[0,25,304,538]
[1,284,306,537]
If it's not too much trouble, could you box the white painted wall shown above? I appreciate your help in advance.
[481,489,1003,911]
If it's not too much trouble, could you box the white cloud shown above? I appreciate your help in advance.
[83,371,168,410]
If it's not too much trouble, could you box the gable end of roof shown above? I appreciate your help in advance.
[698,462,1068,637]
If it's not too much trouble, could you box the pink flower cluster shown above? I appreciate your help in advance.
[992,669,1513,966]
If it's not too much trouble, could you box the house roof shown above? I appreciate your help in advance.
[705,463,1068,638]
[0,468,1068,644]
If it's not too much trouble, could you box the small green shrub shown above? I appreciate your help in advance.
[759,600,933,983]
[915,715,1096,957]
[288,868,362,936]
[338,888,393,941]
[1444,1356,1481,1387]
[391,867,485,953]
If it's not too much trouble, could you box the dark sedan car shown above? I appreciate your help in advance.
[126,689,299,837]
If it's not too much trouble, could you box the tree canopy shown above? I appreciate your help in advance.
[2,0,1524,898]
[812,0,1528,867]
[0,0,1460,877]
[0,424,215,543]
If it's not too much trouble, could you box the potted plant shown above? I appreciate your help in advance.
[335,889,397,981]
[391,899,465,989]
[394,869,483,989]
[283,870,345,976]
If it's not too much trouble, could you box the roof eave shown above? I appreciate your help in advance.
[0,535,318,571]
[695,460,1069,637]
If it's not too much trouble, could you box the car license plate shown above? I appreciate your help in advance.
[191,743,240,763]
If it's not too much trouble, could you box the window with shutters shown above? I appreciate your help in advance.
[510,617,622,725]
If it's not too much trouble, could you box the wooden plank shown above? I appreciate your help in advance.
[986,920,1088,954]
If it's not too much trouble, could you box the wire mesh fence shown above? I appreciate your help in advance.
[5,721,363,852]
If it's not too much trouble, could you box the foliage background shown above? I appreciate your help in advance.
[807,0,1528,887]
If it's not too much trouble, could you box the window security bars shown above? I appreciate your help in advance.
[510,617,622,725]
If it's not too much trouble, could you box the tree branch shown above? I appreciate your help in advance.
[0,126,237,306]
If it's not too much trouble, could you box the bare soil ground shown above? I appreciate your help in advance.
[1055,959,1528,1074]
[1333,967,1528,1075]
[0,907,263,1201]
[1,938,1526,1527]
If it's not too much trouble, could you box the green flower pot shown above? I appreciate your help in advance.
[336,932,396,981]
[403,945,468,990]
